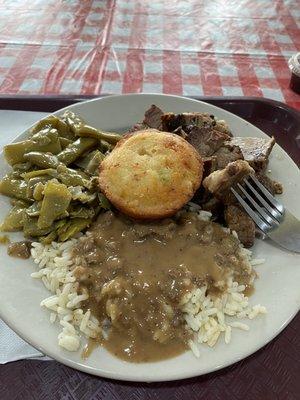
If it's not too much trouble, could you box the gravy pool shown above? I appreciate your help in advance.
[72,211,254,362]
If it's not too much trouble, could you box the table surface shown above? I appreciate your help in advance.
[1,315,299,400]
[0,0,299,109]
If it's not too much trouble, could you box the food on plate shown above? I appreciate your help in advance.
[0,111,120,243]
[99,129,203,219]
[161,111,232,136]
[0,103,281,363]
[0,235,10,244]
[230,137,275,172]
[255,172,283,195]
[224,205,256,248]
[203,160,254,200]
[7,241,31,259]
[213,142,244,169]
[75,210,256,360]
[155,108,279,248]
[32,208,264,362]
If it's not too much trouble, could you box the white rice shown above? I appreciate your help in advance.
[181,278,267,356]
[31,240,101,351]
[31,211,267,356]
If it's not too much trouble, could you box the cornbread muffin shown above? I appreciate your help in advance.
[99,129,203,219]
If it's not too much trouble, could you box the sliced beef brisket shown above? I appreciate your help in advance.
[161,112,215,132]
[185,126,231,157]
[230,137,275,172]
[143,105,164,129]
[192,156,218,207]
[161,112,232,136]
[213,142,244,169]
[224,205,256,248]
[256,173,283,195]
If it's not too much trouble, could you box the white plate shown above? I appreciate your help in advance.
[0,94,299,382]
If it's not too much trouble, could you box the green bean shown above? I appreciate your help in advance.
[100,139,113,153]
[38,180,72,229]
[57,218,92,242]
[23,214,53,237]
[57,137,97,165]
[63,110,121,144]
[32,182,45,201]
[74,149,97,170]
[39,230,58,245]
[12,162,32,173]
[68,186,97,203]
[56,164,91,188]
[24,152,59,169]
[31,116,74,140]
[55,119,74,140]
[68,204,95,219]
[85,150,105,175]
[0,203,26,231]
[23,169,57,181]
[10,199,30,207]
[8,171,25,181]
[75,125,122,144]
[90,176,99,190]
[40,219,69,244]
[75,149,105,176]
[4,128,61,166]
[0,175,28,200]
[26,177,50,199]
[25,202,42,217]
[59,137,72,149]
[0,110,116,243]
[31,129,54,145]
[30,115,58,134]
[62,110,85,134]
[98,193,111,210]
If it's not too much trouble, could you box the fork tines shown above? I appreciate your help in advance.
[231,174,285,233]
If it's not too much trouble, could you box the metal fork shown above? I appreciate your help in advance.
[231,175,300,253]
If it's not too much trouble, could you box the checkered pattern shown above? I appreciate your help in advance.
[0,0,299,109]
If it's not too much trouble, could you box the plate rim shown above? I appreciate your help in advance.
[0,93,299,382]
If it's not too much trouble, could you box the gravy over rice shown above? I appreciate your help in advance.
[72,210,255,362]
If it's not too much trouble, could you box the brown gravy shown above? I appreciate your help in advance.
[7,241,31,259]
[73,211,254,362]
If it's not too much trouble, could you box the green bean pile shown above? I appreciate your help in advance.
[0,111,121,244]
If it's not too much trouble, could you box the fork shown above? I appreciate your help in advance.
[231,175,300,253]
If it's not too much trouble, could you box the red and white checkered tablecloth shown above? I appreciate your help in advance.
[0,0,299,109]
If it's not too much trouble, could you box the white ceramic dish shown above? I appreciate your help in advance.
[0,94,299,382]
